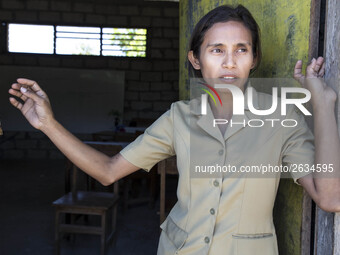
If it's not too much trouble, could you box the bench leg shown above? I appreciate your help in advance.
[55,211,61,255]
[101,213,107,255]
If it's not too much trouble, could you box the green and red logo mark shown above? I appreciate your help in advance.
[199,81,222,108]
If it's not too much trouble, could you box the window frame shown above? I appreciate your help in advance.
[4,21,149,58]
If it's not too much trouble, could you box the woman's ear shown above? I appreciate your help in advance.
[188,51,201,70]
[251,57,257,69]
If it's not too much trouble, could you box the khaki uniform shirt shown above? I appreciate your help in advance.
[120,86,314,255]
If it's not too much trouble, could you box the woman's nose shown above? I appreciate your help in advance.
[222,53,236,68]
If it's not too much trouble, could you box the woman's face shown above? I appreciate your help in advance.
[188,21,256,90]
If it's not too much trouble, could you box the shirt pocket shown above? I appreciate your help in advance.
[160,216,188,252]
[232,233,277,255]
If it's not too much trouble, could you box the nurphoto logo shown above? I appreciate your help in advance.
[200,82,311,116]
[195,79,312,128]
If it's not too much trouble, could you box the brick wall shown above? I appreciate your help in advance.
[0,130,93,159]
[0,0,179,159]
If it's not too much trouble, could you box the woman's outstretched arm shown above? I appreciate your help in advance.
[9,78,139,186]
[294,57,340,212]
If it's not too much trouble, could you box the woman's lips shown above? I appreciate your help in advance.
[219,75,238,83]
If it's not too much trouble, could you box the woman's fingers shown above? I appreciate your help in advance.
[19,86,42,103]
[306,58,317,76]
[314,57,324,73]
[11,82,29,94]
[305,57,325,78]
[10,81,45,104]
[17,78,39,91]
[294,60,303,75]
[9,97,23,110]
[293,60,305,84]
[17,78,46,97]
[8,87,28,102]
[318,61,325,77]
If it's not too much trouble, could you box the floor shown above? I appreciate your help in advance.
[0,159,162,255]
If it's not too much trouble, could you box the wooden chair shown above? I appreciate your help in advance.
[91,131,157,212]
[122,166,157,212]
[52,144,122,255]
[157,156,178,224]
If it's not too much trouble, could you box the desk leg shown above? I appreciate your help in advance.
[160,169,166,225]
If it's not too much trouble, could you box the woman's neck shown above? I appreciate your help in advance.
[208,92,233,136]
[209,91,234,119]
[208,84,247,136]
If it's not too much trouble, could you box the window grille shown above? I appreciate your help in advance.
[7,23,147,57]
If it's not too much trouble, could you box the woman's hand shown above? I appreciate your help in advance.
[294,57,337,109]
[8,78,55,131]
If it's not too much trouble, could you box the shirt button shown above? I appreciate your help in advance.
[218,149,224,155]
[210,208,215,215]
[213,180,219,187]
[204,236,210,243]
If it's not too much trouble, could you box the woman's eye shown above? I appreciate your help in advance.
[237,48,247,53]
[212,49,222,53]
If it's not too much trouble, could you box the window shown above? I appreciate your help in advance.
[102,28,147,57]
[7,23,147,57]
[55,26,101,56]
[8,24,54,54]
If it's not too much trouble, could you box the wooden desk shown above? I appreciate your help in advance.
[85,141,129,147]
[92,129,145,142]
[65,141,157,211]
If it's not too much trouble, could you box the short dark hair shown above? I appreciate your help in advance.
[188,4,262,77]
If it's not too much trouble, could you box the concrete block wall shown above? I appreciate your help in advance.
[0,0,179,159]
[0,130,93,159]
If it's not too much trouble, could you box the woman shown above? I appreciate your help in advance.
[8,4,340,255]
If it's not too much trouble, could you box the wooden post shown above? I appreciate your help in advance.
[314,0,340,254]
[302,0,322,254]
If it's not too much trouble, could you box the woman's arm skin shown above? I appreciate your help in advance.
[8,78,139,186]
[294,57,340,212]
